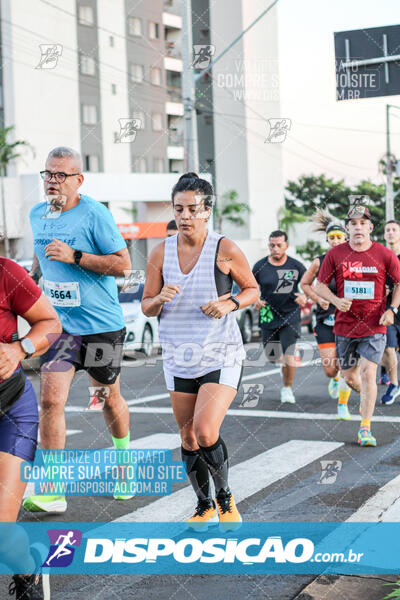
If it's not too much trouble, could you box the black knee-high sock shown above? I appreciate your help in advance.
[199,436,230,497]
[181,447,211,502]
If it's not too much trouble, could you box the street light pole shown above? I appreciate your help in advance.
[385,104,400,222]
[386,104,394,221]
[181,1,199,173]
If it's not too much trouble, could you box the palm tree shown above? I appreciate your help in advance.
[0,126,34,257]
[277,205,306,238]
[214,189,251,233]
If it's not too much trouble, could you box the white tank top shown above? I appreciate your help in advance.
[159,230,245,379]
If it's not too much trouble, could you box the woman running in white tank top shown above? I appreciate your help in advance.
[142,172,259,531]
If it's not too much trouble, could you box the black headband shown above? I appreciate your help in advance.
[326,223,346,235]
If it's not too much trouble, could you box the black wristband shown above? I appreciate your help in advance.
[228,296,240,311]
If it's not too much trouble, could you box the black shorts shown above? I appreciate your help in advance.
[166,363,244,394]
[40,328,126,385]
[386,324,400,349]
[314,321,335,347]
[261,323,300,359]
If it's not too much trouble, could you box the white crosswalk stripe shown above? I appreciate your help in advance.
[113,439,342,523]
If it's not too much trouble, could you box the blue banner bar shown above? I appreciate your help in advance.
[1,522,400,574]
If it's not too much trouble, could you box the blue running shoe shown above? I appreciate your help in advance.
[381,383,400,406]
[380,373,390,386]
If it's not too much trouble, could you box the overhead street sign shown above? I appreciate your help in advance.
[334,24,400,100]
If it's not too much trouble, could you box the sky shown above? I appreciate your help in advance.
[277,0,400,186]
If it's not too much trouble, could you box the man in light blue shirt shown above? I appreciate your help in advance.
[24,147,133,513]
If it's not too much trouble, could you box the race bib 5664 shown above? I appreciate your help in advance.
[44,280,81,307]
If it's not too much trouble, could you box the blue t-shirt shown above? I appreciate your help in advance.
[30,194,126,335]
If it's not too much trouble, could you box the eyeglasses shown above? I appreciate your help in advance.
[40,170,81,183]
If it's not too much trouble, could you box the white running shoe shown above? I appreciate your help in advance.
[280,387,295,404]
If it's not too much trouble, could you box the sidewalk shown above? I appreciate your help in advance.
[294,574,399,600]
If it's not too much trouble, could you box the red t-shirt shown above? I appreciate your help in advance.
[0,258,42,378]
[317,242,400,338]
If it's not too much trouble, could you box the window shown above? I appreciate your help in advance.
[149,22,160,39]
[78,6,94,26]
[130,63,144,83]
[134,157,147,172]
[132,111,145,129]
[152,113,163,131]
[80,54,96,76]
[128,17,142,36]
[109,36,114,47]
[111,83,117,95]
[82,104,97,125]
[153,158,164,173]
[85,155,99,172]
[151,67,161,85]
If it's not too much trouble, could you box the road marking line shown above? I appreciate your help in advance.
[63,404,400,423]
[113,440,342,522]
[347,473,400,522]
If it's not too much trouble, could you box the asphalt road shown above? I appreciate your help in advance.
[2,331,400,599]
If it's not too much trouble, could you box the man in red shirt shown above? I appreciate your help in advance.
[316,205,400,446]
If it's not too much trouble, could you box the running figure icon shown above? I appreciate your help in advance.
[45,531,77,566]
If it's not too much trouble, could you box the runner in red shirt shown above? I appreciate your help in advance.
[0,258,60,598]
[316,205,400,447]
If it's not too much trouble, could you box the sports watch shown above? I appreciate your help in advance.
[74,250,83,265]
[228,296,240,311]
[390,305,398,315]
[20,337,35,359]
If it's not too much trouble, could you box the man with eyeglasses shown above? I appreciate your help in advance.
[24,146,133,514]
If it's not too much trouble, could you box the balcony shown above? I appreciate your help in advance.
[165,41,181,59]
[164,55,183,72]
[163,11,182,28]
[167,86,182,103]
[163,0,181,17]
[168,131,184,146]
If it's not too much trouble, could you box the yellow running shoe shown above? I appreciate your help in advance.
[215,491,242,532]
[186,500,219,531]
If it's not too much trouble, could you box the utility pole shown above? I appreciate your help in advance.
[181,1,199,173]
[181,0,280,174]
[385,104,400,222]
[386,104,394,221]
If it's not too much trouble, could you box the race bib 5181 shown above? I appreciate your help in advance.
[343,280,375,300]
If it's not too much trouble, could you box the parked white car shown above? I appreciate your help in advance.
[119,285,159,357]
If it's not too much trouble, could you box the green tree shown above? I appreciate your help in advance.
[214,189,251,233]
[0,126,34,257]
[284,173,400,243]
[296,240,325,262]
[277,205,307,236]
